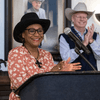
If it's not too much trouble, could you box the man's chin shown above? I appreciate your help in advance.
[35,7,40,10]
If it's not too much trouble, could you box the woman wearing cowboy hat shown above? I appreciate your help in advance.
[25,0,46,48]
[59,2,100,71]
[7,12,81,100]
[25,0,46,19]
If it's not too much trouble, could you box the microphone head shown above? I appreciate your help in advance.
[64,27,71,35]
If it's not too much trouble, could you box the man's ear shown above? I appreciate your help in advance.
[72,15,74,22]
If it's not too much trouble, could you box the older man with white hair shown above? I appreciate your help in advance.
[59,2,100,71]
[25,0,46,19]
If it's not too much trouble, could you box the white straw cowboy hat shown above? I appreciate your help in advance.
[65,2,94,21]
[29,0,45,3]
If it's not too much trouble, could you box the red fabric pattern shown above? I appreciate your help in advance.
[8,46,55,100]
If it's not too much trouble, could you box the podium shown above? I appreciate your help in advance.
[15,71,100,100]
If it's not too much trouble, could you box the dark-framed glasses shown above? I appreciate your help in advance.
[25,28,44,35]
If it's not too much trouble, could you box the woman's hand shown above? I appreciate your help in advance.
[51,60,64,71]
[51,57,82,72]
[61,57,82,71]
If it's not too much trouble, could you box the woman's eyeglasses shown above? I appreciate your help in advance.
[25,28,44,36]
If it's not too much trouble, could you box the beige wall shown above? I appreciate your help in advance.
[57,0,65,36]
[12,0,28,48]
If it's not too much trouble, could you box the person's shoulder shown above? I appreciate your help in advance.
[39,48,51,55]
[59,33,65,36]
[25,8,32,13]
[59,33,65,39]
[39,48,49,53]
[8,45,25,55]
[39,8,45,12]
[94,31,99,34]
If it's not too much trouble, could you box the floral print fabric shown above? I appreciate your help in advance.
[8,46,55,100]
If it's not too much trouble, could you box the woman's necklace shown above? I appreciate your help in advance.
[24,45,42,68]
[35,50,42,68]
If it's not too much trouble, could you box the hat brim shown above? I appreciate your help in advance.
[13,19,50,43]
[65,8,94,21]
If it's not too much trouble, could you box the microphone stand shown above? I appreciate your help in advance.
[75,47,97,71]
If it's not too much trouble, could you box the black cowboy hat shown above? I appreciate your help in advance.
[13,12,50,43]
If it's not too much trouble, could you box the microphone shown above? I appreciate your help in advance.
[64,27,91,54]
